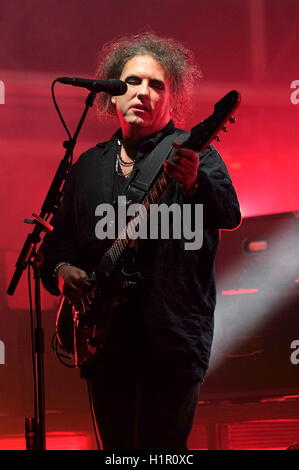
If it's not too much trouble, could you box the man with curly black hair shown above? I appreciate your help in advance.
[40,32,241,449]
[95,32,201,124]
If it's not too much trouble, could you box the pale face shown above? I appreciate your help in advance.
[111,54,172,138]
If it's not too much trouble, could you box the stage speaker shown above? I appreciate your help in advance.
[201,211,299,400]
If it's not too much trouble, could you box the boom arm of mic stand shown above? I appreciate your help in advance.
[7,90,96,296]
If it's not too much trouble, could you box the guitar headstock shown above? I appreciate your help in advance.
[185,90,241,152]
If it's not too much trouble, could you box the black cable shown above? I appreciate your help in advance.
[51,331,76,368]
[51,80,72,141]
[46,80,77,224]
[87,381,103,450]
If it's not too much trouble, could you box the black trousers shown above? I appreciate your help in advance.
[87,369,200,450]
[86,290,200,450]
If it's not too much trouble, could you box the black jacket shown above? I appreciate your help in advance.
[39,121,241,382]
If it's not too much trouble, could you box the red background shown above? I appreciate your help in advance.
[0,0,298,450]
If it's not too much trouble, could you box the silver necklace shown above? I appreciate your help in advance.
[117,139,134,166]
[115,139,134,177]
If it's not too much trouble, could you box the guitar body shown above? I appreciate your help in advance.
[55,266,142,366]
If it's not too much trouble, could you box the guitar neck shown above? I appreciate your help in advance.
[101,169,170,272]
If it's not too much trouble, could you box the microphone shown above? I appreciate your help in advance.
[56,77,127,95]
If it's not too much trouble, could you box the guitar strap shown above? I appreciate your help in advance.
[125,130,189,204]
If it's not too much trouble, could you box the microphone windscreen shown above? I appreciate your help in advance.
[109,79,128,96]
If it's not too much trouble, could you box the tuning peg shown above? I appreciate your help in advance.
[222,126,228,133]
[214,135,220,142]
[229,116,236,123]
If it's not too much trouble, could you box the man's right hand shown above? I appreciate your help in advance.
[57,265,93,303]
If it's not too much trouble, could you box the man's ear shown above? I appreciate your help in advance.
[111,96,116,105]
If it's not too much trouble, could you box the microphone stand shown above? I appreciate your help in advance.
[7,89,97,450]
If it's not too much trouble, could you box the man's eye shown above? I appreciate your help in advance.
[125,77,140,85]
[150,80,164,90]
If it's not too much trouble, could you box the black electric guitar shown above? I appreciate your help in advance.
[55,90,241,367]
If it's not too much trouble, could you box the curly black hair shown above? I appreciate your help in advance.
[95,32,202,124]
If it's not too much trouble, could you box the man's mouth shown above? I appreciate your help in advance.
[130,104,148,112]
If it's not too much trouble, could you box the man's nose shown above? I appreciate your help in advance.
[137,80,150,98]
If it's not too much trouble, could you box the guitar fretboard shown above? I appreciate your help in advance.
[100,170,170,274]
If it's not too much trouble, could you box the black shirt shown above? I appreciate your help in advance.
[39,121,241,382]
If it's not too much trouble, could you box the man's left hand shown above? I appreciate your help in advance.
[163,142,199,195]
